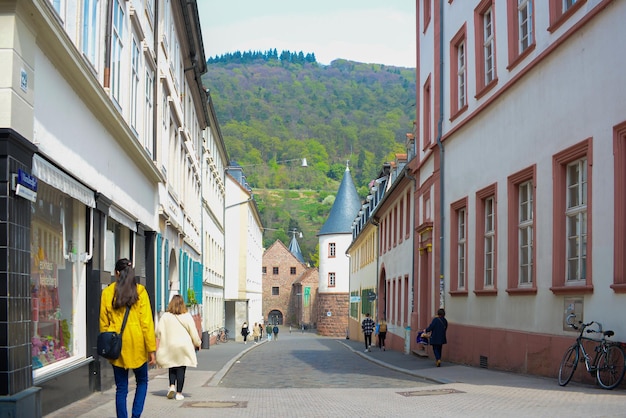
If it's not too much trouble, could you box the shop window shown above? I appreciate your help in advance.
[31,183,85,371]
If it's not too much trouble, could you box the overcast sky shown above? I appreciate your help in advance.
[197,0,416,68]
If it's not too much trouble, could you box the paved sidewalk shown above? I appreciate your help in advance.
[46,332,626,417]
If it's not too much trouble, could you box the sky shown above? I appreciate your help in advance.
[196,0,416,68]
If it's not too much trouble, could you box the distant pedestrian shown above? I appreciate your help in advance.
[259,323,264,339]
[99,258,156,418]
[377,317,388,351]
[273,325,279,341]
[424,308,448,367]
[301,324,305,333]
[156,294,201,401]
[241,322,250,344]
[252,322,260,343]
[267,322,273,341]
[289,325,292,334]
[361,313,375,352]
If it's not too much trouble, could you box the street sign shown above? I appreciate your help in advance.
[367,292,377,302]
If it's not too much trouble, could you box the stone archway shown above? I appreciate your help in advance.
[267,309,283,325]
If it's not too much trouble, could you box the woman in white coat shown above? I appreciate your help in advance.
[156,295,201,400]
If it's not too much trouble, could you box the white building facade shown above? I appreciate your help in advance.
[0,0,221,415]
[413,0,626,380]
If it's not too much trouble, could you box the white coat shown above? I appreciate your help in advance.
[156,312,201,368]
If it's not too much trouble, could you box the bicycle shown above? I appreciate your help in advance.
[558,316,626,389]
[217,327,229,343]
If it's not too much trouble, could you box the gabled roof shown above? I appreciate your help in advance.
[318,166,361,236]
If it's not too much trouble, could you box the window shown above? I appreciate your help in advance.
[474,0,497,97]
[144,67,154,156]
[506,0,535,68]
[548,0,585,31]
[31,183,86,372]
[328,272,336,287]
[613,122,626,292]
[518,0,533,53]
[450,25,467,119]
[110,0,124,104]
[50,0,66,21]
[423,75,431,149]
[406,190,411,235]
[272,287,279,296]
[565,159,587,282]
[551,139,592,294]
[262,266,267,274]
[130,37,140,131]
[507,166,537,294]
[449,197,468,294]
[475,184,497,294]
[272,267,279,275]
[290,267,296,275]
[329,242,336,258]
[82,0,100,66]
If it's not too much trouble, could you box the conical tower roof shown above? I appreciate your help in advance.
[318,166,361,236]
[288,233,305,263]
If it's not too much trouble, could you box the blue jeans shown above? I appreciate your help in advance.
[112,362,149,418]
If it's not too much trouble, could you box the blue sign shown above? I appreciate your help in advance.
[18,169,37,191]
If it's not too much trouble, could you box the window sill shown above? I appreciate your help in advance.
[474,289,498,296]
[449,104,468,122]
[506,287,537,295]
[475,77,498,100]
[507,44,536,72]
[449,290,468,296]
[610,283,626,294]
[550,284,593,295]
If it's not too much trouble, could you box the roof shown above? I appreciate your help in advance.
[288,234,305,263]
[318,166,361,236]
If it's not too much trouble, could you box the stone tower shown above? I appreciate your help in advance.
[317,165,361,336]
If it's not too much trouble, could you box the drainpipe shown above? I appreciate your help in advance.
[436,0,445,309]
[103,0,113,87]
[404,168,416,317]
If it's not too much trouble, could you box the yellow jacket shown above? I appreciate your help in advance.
[99,282,156,369]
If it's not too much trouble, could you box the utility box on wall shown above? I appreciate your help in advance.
[563,297,584,331]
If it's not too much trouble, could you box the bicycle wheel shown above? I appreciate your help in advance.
[558,345,579,386]
[596,345,626,390]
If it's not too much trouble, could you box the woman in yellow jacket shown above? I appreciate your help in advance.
[100,258,156,418]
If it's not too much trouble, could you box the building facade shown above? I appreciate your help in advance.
[224,169,263,341]
[0,0,221,415]
[412,0,626,381]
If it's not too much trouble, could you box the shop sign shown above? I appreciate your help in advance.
[13,169,38,202]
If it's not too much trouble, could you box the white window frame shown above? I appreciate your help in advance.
[329,272,336,287]
[457,40,466,109]
[81,0,100,66]
[144,67,154,157]
[483,7,495,85]
[457,208,466,289]
[518,0,533,53]
[329,242,336,257]
[518,181,533,285]
[110,0,124,104]
[50,0,66,21]
[484,197,495,287]
[130,37,140,131]
[566,159,587,282]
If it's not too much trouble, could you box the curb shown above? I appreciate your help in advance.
[206,340,267,387]
[336,340,446,385]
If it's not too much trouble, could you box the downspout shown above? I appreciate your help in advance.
[152,0,159,159]
[404,168,417,316]
[436,0,445,309]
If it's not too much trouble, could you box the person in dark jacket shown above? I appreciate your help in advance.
[423,308,448,367]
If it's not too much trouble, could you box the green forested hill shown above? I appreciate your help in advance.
[202,51,416,263]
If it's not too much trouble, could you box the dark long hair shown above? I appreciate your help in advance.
[113,258,138,309]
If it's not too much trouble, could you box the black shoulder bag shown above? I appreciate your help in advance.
[97,306,130,360]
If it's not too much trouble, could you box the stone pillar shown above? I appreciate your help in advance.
[316,293,349,337]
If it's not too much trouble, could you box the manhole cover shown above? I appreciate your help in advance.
[183,400,248,408]
[397,388,464,397]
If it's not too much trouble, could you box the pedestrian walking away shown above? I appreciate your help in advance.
[377,317,388,351]
[99,258,157,418]
[361,313,375,352]
[252,322,260,343]
[266,321,273,341]
[155,294,201,401]
[241,322,250,344]
[273,324,279,341]
[424,308,448,367]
